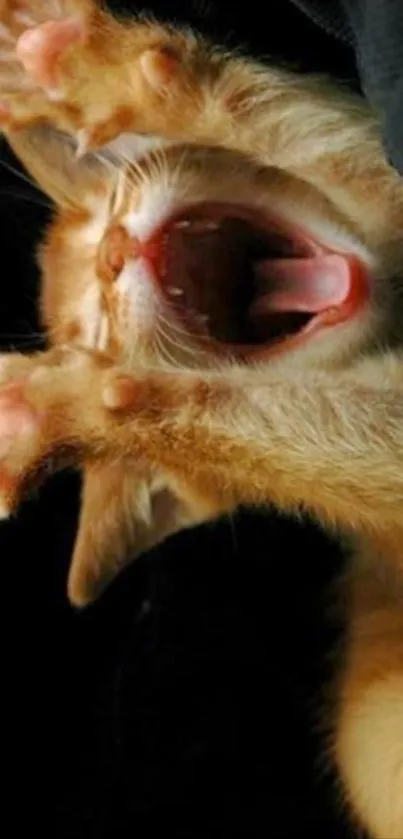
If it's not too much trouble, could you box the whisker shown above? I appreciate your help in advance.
[157,306,212,348]
[156,312,210,365]
[0,185,51,209]
[0,147,86,211]
[157,310,197,342]
[0,155,40,191]
[0,330,43,339]
[0,336,45,352]
[154,331,187,371]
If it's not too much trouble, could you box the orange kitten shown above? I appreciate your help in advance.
[0,3,402,837]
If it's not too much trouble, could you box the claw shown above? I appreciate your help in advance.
[75,127,90,158]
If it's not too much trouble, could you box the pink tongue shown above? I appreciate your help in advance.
[254,253,351,313]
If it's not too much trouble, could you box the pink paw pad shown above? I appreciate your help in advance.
[0,381,38,445]
[15,17,84,92]
[0,381,38,518]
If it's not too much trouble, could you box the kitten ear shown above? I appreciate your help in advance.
[67,462,207,608]
[5,124,104,208]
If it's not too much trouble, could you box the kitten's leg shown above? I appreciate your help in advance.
[0,350,216,605]
[0,0,340,158]
[333,541,403,838]
[0,0,399,230]
[0,0,357,155]
[3,350,403,581]
[0,1,91,131]
[0,0,205,147]
[3,353,403,535]
[87,363,403,539]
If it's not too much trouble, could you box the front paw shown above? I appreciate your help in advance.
[0,348,81,517]
[0,0,91,131]
[0,1,212,151]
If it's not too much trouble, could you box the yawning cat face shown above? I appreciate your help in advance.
[38,134,391,374]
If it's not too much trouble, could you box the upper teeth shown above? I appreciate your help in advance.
[167,286,184,296]
[174,220,191,230]
[173,219,220,233]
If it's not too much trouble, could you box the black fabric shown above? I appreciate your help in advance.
[113,0,358,78]
[292,0,403,173]
[0,3,371,837]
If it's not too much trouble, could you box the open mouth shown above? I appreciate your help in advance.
[146,202,370,359]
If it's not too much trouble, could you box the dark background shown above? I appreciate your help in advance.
[0,2,363,837]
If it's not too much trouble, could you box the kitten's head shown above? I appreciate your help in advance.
[34,129,403,376]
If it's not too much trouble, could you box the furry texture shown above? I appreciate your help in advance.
[0,2,402,837]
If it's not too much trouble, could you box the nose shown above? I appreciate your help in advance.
[97,225,163,284]
[97,224,131,284]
